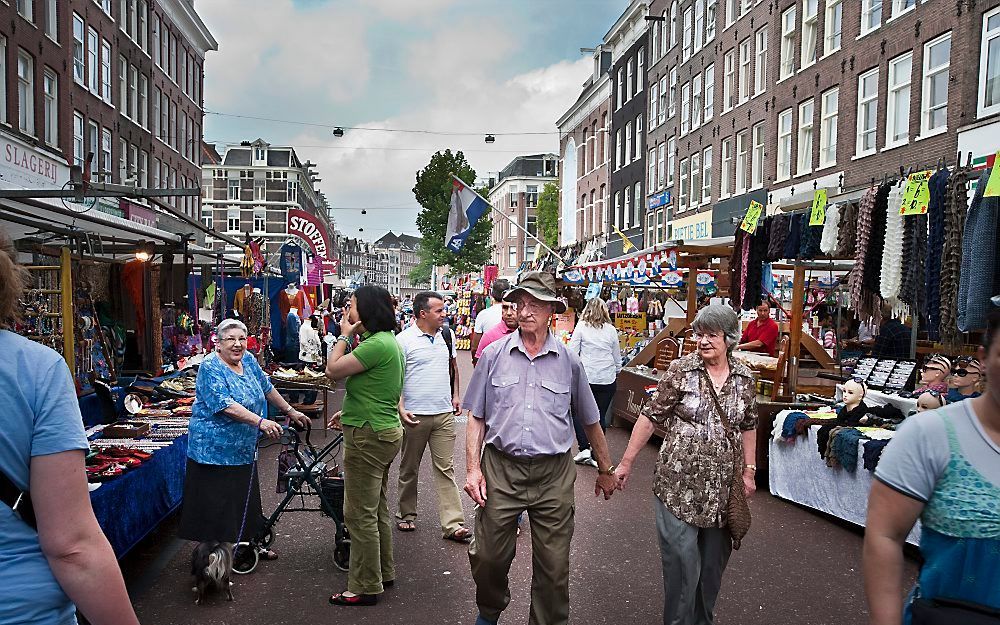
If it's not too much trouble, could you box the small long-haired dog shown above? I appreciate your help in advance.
[191,541,234,604]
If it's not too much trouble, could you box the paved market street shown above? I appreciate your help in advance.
[123,351,916,625]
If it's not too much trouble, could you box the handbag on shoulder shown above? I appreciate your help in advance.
[702,370,752,550]
[912,596,1000,624]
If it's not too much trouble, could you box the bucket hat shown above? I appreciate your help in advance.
[503,271,567,314]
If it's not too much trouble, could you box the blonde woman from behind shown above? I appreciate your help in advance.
[568,297,622,467]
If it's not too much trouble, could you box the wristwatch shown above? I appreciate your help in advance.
[598,464,617,476]
[336,335,351,345]
[744,464,757,472]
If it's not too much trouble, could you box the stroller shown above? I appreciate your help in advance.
[232,423,350,574]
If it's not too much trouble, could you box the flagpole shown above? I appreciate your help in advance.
[451,174,563,265]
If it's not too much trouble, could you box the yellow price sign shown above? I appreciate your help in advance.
[985,151,1000,198]
[809,189,828,226]
[739,200,764,234]
[900,170,933,216]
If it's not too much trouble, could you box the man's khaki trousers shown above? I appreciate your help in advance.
[396,411,465,537]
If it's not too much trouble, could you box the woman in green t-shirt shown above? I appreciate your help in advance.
[325,285,405,607]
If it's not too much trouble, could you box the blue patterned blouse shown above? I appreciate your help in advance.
[187,352,274,466]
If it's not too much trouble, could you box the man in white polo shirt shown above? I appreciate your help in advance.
[470,279,509,366]
[395,291,471,542]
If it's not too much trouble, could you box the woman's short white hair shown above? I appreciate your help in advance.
[691,304,741,352]
[216,318,248,337]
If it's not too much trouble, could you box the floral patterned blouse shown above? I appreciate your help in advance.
[642,352,758,528]
[188,352,274,466]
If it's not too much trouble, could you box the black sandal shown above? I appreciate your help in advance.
[329,592,377,606]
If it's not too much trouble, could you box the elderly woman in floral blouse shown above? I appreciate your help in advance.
[617,304,758,625]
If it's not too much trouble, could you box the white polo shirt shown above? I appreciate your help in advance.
[473,304,504,335]
[396,324,457,414]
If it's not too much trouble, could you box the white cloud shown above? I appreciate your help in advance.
[199,0,370,108]
[366,0,460,20]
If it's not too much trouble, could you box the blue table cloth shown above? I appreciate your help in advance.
[89,435,188,557]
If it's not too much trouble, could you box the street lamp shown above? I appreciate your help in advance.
[333,127,345,137]
[485,134,496,144]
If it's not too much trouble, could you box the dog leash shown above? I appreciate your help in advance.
[233,417,265,549]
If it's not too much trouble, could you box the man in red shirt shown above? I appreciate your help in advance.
[737,301,779,356]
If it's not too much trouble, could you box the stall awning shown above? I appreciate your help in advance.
[560,237,733,287]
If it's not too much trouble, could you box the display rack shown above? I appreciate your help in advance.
[23,247,75,373]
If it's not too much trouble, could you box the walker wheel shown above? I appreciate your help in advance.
[232,543,259,575]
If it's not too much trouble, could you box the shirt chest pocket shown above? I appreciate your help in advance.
[491,376,520,409]
[538,379,571,417]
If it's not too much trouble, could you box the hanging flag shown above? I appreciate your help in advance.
[446,176,491,252]
[612,224,635,253]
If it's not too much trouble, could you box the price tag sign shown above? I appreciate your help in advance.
[900,170,933,216]
[809,189,828,226]
[985,151,1000,198]
[739,200,764,234]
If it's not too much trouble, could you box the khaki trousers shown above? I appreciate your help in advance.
[396,411,466,537]
[342,423,403,595]
[469,445,576,625]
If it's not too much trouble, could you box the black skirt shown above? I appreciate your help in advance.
[178,459,264,543]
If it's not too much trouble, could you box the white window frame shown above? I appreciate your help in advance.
[735,130,748,193]
[253,208,266,233]
[625,121,632,165]
[691,152,702,206]
[617,68,624,110]
[856,68,879,157]
[704,63,715,120]
[777,108,793,181]
[891,0,915,20]
[885,51,912,149]
[920,32,950,138]
[624,187,632,229]
[801,0,818,69]
[44,0,57,41]
[15,0,32,22]
[101,40,112,103]
[780,6,796,80]
[720,137,732,199]
[649,147,657,190]
[659,76,668,125]
[615,129,622,170]
[692,73,703,130]
[87,28,99,93]
[751,122,765,189]
[72,14,86,85]
[636,114,643,154]
[668,69,678,117]
[681,82,691,135]
[626,58,633,102]
[16,50,34,136]
[861,0,883,37]
[101,128,112,178]
[658,142,666,189]
[670,2,678,49]
[706,0,717,42]
[977,7,1000,119]
[650,82,659,128]
[666,137,676,186]
[702,146,713,203]
[723,50,735,112]
[138,74,147,129]
[652,15,660,62]
[43,69,58,146]
[738,38,751,104]
[820,87,839,168]
[754,27,768,96]
[227,208,240,233]
[678,158,689,212]
[682,7,693,62]
[825,0,843,56]
[637,48,644,93]
[73,112,84,167]
[694,0,705,52]
[798,99,815,175]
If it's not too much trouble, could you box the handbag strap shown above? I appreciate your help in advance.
[0,469,36,530]
[700,368,745,476]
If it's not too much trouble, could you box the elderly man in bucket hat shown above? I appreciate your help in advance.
[462,271,618,625]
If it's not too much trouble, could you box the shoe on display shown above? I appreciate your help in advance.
[573,449,592,464]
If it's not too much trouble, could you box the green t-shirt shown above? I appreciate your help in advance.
[341,331,404,431]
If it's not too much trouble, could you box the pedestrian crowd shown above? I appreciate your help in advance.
[1,221,998,625]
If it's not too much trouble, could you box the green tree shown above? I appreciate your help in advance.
[535,182,560,249]
[408,255,433,286]
[413,149,493,275]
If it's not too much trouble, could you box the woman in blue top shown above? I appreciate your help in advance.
[178,319,309,557]
[0,232,139,625]
[864,306,1000,624]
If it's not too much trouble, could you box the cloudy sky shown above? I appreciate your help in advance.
[198,0,625,241]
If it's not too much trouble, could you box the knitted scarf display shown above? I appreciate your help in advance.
[898,212,927,314]
[939,166,968,348]
[742,219,770,310]
[879,181,906,307]
[798,221,823,260]
[958,169,999,332]
[783,213,804,259]
[849,186,878,317]
[836,201,859,258]
[819,203,842,255]
[924,168,949,340]
[860,183,891,321]
[740,229,751,305]
[767,214,789,261]
[729,229,749,311]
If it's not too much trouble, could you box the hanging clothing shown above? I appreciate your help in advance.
[860,183,892,322]
[879,181,906,307]
[783,213,804,260]
[728,229,749,311]
[819,203,842,255]
[835,201,859,258]
[849,186,879,319]
[958,169,999,332]
[797,220,823,260]
[279,289,307,325]
[233,286,252,318]
[898,212,927,314]
[245,291,266,336]
[940,166,969,348]
[766,214,789,261]
[121,260,146,342]
[285,313,301,362]
[924,168,950,341]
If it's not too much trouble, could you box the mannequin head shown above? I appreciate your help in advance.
[948,356,983,393]
[920,355,951,387]
[842,379,866,409]
[286,283,298,293]
[916,390,946,412]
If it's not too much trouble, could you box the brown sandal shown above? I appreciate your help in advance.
[396,520,416,532]
[444,527,472,543]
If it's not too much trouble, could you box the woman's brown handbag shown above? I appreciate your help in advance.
[703,370,752,550]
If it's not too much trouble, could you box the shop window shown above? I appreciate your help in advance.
[921,33,950,136]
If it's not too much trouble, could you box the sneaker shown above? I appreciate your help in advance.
[584,458,598,468]
[573,448,592,464]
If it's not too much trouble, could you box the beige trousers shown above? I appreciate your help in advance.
[396,411,465,537]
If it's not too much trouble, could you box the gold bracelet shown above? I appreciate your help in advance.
[744,464,757,472]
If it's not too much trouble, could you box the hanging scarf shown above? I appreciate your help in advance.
[879,181,906,308]
[849,186,879,319]
[729,229,748,311]
[836,201,859,258]
[767,214,789,261]
[743,219,770,310]
[940,166,969,348]
[860,183,891,321]
[899,211,927,313]
[798,221,823,260]
[958,169,999,332]
[924,168,950,340]
[819,203,842,255]
[783,213,804,259]
[740,230,751,306]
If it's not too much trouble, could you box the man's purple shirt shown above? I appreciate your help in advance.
[462,330,600,458]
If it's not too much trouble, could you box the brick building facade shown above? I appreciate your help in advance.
[488,153,558,275]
